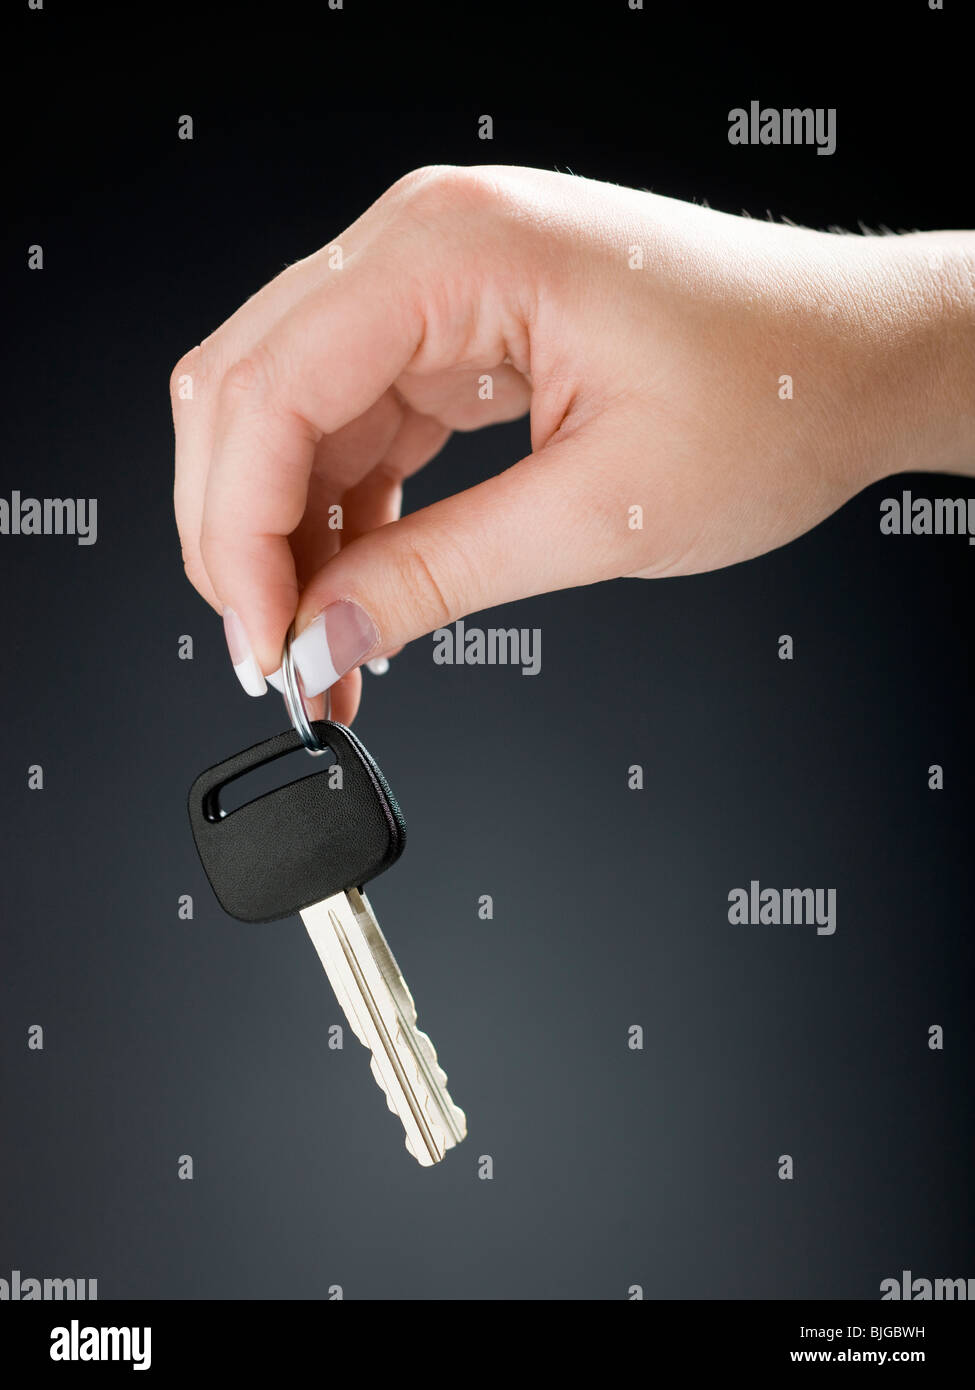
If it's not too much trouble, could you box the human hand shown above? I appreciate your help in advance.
[172,164,975,722]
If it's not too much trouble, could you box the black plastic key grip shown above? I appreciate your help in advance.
[188,721,406,923]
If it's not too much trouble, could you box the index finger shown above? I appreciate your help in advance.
[198,249,429,676]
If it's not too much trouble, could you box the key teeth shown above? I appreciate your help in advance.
[369,1054,400,1116]
[410,1027,467,1143]
[362,1025,464,1160]
[396,1026,467,1152]
[404,1132,442,1167]
[306,896,466,1164]
[409,1026,455,1107]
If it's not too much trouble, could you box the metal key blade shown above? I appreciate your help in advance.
[301,888,466,1166]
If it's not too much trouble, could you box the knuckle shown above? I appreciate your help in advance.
[221,344,274,400]
[388,533,463,633]
[389,164,459,201]
[169,346,202,404]
[391,163,500,223]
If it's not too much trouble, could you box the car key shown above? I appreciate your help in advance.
[188,718,467,1166]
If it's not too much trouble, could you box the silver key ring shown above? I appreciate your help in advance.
[281,621,331,755]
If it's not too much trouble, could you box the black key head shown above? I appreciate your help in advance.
[188,721,406,923]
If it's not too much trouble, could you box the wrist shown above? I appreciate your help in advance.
[868,233,975,481]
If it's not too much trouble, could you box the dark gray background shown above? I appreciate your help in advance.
[2,1,972,1299]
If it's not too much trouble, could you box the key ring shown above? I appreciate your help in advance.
[281,621,331,755]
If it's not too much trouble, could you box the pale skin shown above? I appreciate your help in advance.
[172,164,975,723]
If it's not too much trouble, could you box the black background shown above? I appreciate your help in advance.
[2,0,973,1300]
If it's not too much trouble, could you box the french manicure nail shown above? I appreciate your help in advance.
[266,667,284,693]
[223,608,267,697]
[366,657,390,676]
[291,600,379,696]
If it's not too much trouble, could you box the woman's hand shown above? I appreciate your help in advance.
[172,164,975,721]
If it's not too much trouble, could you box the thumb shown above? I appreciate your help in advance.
[288,424,634,698]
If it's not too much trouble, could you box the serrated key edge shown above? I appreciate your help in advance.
[324,903,447,1165]
[349,889,467,1146]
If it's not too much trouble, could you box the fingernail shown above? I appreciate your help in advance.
[367,657,390,676]
[266,668,284,693]
[291,600,379,696]
[223,608,267,696]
